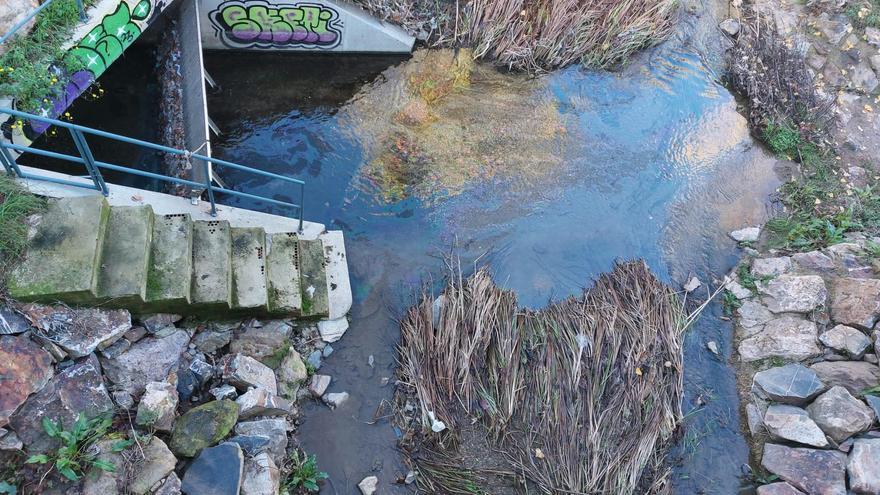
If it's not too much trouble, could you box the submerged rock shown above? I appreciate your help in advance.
[757,275,827,314]
[829,278,880,330]
[761,443,846,495]
[752,363,825,405]
[0,334,53,427]
[763,405,828,448]
[848,438,880,494]
[170,400,239,457]
[807,386,873,443]
[181,443,244,495]
[738,317,820,362]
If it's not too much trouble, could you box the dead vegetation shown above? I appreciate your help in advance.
[394,260,698,494]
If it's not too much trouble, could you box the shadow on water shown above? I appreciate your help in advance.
[205,44,781,493]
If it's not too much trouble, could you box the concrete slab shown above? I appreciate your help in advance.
[8,196,109,303]
[146,214,194,309]
[191,220,232,309]
[298,239,328,318]
[265,233,301,315]
[320,231,351,319]
[231,227,268,311]
[15,166,325,238]
[97,206,154,305]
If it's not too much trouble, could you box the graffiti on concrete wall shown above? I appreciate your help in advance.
[209,0,343,49]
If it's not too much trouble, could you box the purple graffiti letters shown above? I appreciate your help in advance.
[213,1,341,48]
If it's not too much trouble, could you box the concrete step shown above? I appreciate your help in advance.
[265,233,301,315]
[231,227,268,311]
[191,220,232,309]
[298,239,329,318]
[146,213,194,310]
[8,196,109,303]
[96,206,154,306]
[320,231,352,320]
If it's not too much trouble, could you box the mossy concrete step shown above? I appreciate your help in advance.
[146,214,194,310]
[298,239,329,318]
[231,227,268,311]
[8,196,109,303]
[266,233,301,315]
[191,220,232,310]
[96,206,154,306]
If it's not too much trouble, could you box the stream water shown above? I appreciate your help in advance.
[204,33,782,492]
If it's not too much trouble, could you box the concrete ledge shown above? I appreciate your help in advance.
[146,213,194,309]
[191,220,232,309]
[97,205,154,305]
[320,231,351,319]
[231,227,268,311]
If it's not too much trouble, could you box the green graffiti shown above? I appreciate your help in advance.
[211,1,342,49]
[66,1,152,76]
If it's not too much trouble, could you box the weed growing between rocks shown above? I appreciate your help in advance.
[0,174,44,277]
[282,450,328,494]
[845,0,880,31]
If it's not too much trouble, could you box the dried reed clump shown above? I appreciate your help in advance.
[726,8,833,144]
[353,0,678,71]
[395,260,693,494]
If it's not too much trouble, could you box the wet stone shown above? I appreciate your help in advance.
[763,405,828,448]
[848,438,880,494]
[170,400,239,457]
[227,435,271,457]
[753,363,825,405]
[807,386,873,443]
[730,226,761,242]
[738,317,820,362]
[757,275,827,314]
[818,324,872,359]
[0,305,29,334]
[358,475,378,495]
[809,361,880,395]
[176,368,198,403]
[0,334,53,427]
[181,442,243,495]
[22,304,131,358]
[221,354,277,395]
[100,329,190,397]
[309,374,331,397]
[830,278,880,330]
[324,392,349,409]
[761,443,846,495]
[307,350,322,370]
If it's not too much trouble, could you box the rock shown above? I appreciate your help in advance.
[100,329,190,397]
[153,472,181,495]
[753,363,825,405]
[0,0,39,56]
[129,437,177,494]
[0,430,22,450]
[82,439,124,494]
[756,482,805,495]
[358,476,378,495]
[221,354,277,395]
[758,275,827,313]
[866,395,880,423]
[100,338,131,359]
[139,314,182,333]
[852,62,880,93]
[318,317,349,343]
[819,324,872,359]
[792,250,836,272]
[0,334,53,426]
[309,374,331,397]
[230,320,292,363]
[227,435,272,457]
[192,327,234,354]
[747,402,765,436]
[234,418,287,465]
[241,452,280,495]
[176,368,198,403]
[210,384,238,401]
[739,317,820,362]
[807,51,827,71]
[277,348,308,398]
[830,278,880,330]
[752,257,792,278]
[683,276,701,293]
[816,13,851,45]
[181,443,244,495]
[763,405,829,447]
[707,341,719,355]
[730,226,761,242]
[188,359,214,387]
[307,350,322,369]
[124,326,147,343]
[848,438,880,493]
[761,443,846,495]
[807,386,873,443]
[235,388,293,419]
[809,361,880,395]
[9,354,113,452]
[22,304,131,358]
[720,18,741,36]
[136,381,178,431]
[867,27,880,48]
[324,392,349,409]
[737,301,775,333]
[170,400,239,457]
[112,390,135,410]
[0,305,29,334]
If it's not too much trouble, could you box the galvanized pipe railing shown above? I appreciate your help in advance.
[0,108,306,232]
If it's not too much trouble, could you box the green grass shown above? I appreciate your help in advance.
[282,451,328,493]
[721,290,741,316]
[0,0,95,113]
[846,0,880,31]
[765,212,856,251]
[0,174,44,275]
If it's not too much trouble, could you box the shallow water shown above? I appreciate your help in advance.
[205,43,780,493]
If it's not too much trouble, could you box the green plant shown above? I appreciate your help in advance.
[765,211,857,251]
[25,414,129,483]
[735,264,770,294]
[721,290,741,316]
[846,0,880,31]
[0,174,45,273]
[282,451,328,493]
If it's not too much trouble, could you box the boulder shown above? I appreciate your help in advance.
[738,317,820,362]
[763,405,828,447]
[9,355,114,452]
[807,386,873,443]
[100,329,190,397]
[309,374,331,398]
[235,388,293,419]
[221,354,277,395]
[752,257,792,278]
[277,348,308,398]
[0,334,53,426]
[0,305,30,334]
[819,325,872,359]
[241,452,280,495]
[848,438,880,494]
[758,275,827,313]
[136,381,178,431]
[22,305,131,358]
[830,278,880,330]
[129,437,177,494]
[181,443,244,495]
[761,443,846,495]
[229,320,292,363]
[358,476,378,495]
[730,226,761,242]
[753,363,825,405]
[756,483,805,495]
[809,361,880,395]
[170,400,239,457]
[318,317,349,343]
[234,418,287,465]
[792,251,835,272]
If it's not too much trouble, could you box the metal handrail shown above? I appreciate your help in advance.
[0,0,86,47]
[0,108,306,232]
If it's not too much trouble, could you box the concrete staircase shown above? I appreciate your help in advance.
[8,195,339,318]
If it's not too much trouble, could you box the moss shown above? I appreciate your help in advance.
[301,291,314,316]
[260,341,291,370]
[0,175,45,279]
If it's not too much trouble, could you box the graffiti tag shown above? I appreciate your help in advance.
[210,0,342,49]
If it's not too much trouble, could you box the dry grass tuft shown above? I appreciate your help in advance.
[395,260,696,494]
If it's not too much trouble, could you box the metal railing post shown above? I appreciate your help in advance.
[298,182,304,233]
[202,158,217,216]
[70,128,108,196]
[0,145,21,176]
